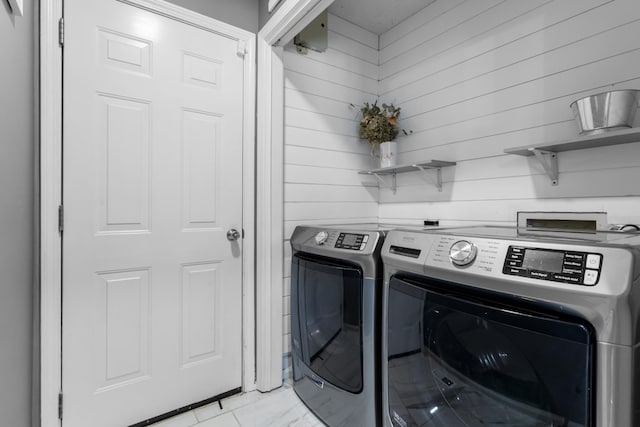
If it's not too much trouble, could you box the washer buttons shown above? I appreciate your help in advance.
[586,254,601,269]
[584,269,599,285]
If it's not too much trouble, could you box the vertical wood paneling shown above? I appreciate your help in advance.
[378,0,640,226]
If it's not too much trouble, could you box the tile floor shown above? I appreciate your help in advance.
[153,384,325,427]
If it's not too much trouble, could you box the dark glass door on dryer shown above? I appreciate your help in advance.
[386,274,594,427]
[291,253,363,393]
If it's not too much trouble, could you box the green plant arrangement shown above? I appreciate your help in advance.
[358,101,400,147]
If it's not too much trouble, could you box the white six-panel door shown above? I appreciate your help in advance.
[62,0,245,425]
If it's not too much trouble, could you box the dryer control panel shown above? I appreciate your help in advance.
[334,232,368,250]
[503,246,602,286]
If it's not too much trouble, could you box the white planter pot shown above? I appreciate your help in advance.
[379,141,397,168]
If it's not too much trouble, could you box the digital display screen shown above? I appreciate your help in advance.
[341,234,359,246]
[522,249,564,273]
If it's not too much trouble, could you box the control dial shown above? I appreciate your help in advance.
[314,231,329,245]
[449,240,477,266]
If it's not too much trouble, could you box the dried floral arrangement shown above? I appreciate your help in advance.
[357,101,401,147]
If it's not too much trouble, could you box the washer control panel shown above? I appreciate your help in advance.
[503,246,603,286]
[429,235,501,273]
[449,240,478,266]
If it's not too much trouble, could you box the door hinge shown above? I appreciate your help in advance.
[58,392,63,420]
[236,39,247,58]
[58,17,64,47]
[58,205,64,233]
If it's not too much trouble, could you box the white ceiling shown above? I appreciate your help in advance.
[327,0,435,35]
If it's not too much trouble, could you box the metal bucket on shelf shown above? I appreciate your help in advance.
[570,89,639,135]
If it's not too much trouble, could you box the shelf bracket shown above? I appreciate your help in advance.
[415,165,444,192]
[530,149,558,186]
[371,172,397,194]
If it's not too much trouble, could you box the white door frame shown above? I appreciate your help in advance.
[39,1,256,425]
[255,0,334,391]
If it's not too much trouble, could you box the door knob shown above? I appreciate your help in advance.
[226,228,241,241]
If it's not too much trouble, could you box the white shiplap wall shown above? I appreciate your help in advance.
[281,15,380,354]
[280,0,640,366]
[378,0,640,226]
